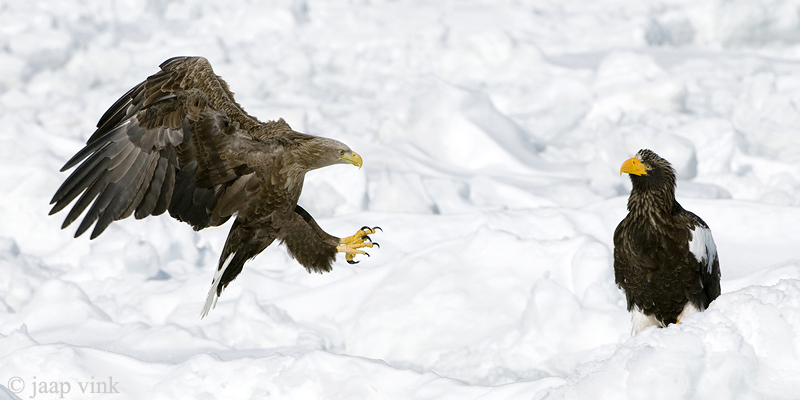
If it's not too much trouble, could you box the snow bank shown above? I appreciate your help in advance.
[550,279,800,400]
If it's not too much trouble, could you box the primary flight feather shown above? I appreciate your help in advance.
[50,56,380,318]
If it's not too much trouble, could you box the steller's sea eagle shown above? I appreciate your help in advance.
[50,56,380,318]
[615,149,720,335]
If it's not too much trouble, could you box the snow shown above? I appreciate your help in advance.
[2,0,800,398]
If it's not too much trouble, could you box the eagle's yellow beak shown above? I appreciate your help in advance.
[620,157,647,176]
[340,151,363,169]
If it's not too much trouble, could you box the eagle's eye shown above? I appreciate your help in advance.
[645,164,652,170]
[339,149,346,156]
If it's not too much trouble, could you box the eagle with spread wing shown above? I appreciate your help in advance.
[50,56,380,318]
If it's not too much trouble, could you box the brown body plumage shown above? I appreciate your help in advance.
[614,149,721,335]
[50,56,378,317]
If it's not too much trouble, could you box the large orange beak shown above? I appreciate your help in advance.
[620,157,648,176]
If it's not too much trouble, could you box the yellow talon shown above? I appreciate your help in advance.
[338,226,381,264]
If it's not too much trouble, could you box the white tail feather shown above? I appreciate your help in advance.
[200,252,235,319]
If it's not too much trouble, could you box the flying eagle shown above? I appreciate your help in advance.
[614,149,720,335]
[49,56,380,318]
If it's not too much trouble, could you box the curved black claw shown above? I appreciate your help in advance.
[373,242,380,249]
[360,226,371,231]
[364,252,370,257]
[361,235,372,242]
[373,226,382,232]
[347,259,360,265]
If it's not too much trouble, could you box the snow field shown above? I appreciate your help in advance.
[2,0,800,399]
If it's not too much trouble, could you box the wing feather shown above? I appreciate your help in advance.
[93,85,140,139]
[687,213,721,304]
[118,151,160,220]
[153,150,177,216]
[54,93,191,236]
[91,150,152,238]
[55,139,138,227]
[214,173,257,218]
[74,143,141,238]
[134,155,168,219]
[60,124,128,172]
[50,154,111,215]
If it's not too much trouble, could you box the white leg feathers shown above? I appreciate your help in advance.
[200,252,235,319]
[631,307,662,335]
[677,301,702,322]
[630,302,703,335]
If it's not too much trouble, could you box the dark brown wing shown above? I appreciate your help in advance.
[684,211,721,305]
[167,111,263,230]
[50,89,205,238]
[91,56,260,145]
[50,57,271,238]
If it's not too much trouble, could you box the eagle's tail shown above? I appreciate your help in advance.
[200,252,235,319]
[199,219,275,319]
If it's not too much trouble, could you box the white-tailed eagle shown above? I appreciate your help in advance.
[50,56,380,318]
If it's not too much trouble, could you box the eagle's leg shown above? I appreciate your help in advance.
[337,226,381,264]
[293,206,381,265]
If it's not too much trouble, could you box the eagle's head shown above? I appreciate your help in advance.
[620,149,677,209]
[303,137,363,171]
[620,149,675,185]
[332,141,362,169]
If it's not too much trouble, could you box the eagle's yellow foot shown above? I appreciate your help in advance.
[337,226,381,264]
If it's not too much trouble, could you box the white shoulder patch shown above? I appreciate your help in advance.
[200,252,235,319]
[689,225,717,274]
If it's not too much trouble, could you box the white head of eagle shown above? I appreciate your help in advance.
[614,149,721,335]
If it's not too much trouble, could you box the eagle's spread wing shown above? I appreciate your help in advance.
[49,57,264,238]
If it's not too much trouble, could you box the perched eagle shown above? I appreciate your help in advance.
[50,56,380,318]
[614,149,720,335]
